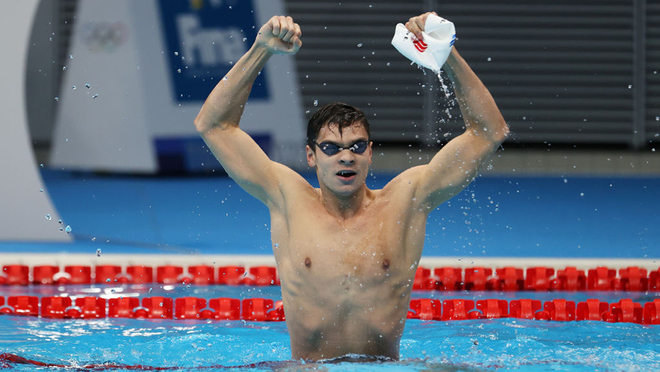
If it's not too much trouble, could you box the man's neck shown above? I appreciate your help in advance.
[318,185,371,220]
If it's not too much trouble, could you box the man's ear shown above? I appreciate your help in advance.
[368,141,373,165]
[306,145,316,167]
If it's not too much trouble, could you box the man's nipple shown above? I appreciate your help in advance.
[382,259,390,270]
[304,257,312,268]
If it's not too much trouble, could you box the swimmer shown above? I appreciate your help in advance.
[195,12,508,361]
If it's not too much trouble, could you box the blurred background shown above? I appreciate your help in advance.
[2,0,659,259]
[25,0,660,175]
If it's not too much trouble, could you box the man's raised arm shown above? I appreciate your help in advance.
[402,13,509,210]
[194,16,302,206]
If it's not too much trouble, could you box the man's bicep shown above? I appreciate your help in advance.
[417,131,499,207]
[200,126,283,205]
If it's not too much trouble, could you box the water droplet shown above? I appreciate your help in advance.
[39,189,44,193]
[487,57,492,61]
[62,66,66,71]
[92,94,99,99]
[313,100,318,107]
[72,85,76,90]
[92,237,96,242]
[45,214,51,220]
[357,43,363,48]
[65,225,72,234]
[69,54,74,59]
[85,83,91,89]
[656,116,659,121]
[96,249,102,257]
[40,163,44,168]
[58,219,63,225]
[177,69,182,73]
[242,38,247,42]
[628,84,632,89]
[54,97,59,102]
[174,51,179,56]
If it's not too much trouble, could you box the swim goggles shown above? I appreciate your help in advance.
[313,140,369,156]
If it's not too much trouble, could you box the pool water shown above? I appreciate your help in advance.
[1,285,658,371]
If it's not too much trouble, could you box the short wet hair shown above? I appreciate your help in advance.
[307,102,370,149]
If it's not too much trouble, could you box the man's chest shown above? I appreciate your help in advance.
[275,204,420,274]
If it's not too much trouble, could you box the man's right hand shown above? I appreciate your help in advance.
[255,16,302,55]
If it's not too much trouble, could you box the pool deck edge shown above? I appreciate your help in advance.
[0,253,657,270]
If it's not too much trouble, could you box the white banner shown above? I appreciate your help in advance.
[51,0,305,173]
[0,0,71,242]
[50,0,156,173]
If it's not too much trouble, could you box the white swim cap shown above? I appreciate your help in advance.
[391,14,456,73]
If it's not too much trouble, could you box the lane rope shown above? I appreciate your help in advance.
[1,264,659,292]
[0,295,659,324]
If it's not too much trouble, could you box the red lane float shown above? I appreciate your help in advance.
[442,299,475,321]
[644,299,660,325]
[408,299,441,320]
[610,299,643,324]
[553,267,586,291]
[435,267,462,291]
[1,265,29,285]
[209,298,241,320]
[543,299,576,321]
[109,298,140,318]
[464,267,492,291]
[510,299,542,319]
[33,266,58,285]
[217,266,245,285]
[189,265,215,285]
[95,265,122,284]
[64,266,92,285]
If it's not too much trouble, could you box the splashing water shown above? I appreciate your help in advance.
[437,72,454,119]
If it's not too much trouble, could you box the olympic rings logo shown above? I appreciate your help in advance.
[82,22,129,54]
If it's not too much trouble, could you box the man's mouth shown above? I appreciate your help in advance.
[336,170,357,179]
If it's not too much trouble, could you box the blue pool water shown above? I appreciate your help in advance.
[1,285,659,371]
[1,171,658,258]
[1,172,658,370]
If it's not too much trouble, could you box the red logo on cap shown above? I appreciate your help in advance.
[413,38,428,53]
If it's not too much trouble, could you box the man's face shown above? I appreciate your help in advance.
[306,123,372,197]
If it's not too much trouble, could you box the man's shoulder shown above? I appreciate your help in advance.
[381,166,425,191]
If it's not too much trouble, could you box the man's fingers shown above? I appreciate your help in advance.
[260,15,302,54]
[270,17,281,37]
[405,19,423,40]
[281,17,296,42]
[406,12,438,40]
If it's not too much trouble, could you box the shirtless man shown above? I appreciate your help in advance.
[194,12,508,361]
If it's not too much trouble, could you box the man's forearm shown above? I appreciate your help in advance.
[443,48,509,143]
[194,45,273,133]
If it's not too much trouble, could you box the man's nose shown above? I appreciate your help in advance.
[338,150,355,164]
